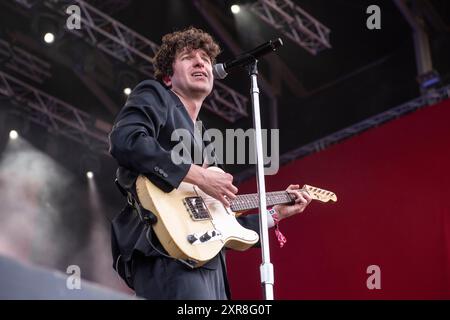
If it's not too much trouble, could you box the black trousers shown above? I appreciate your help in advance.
[131,253,228,300]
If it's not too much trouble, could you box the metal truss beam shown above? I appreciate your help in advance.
[86,0,131,15]
[235,84,450,184]
[0,38,51,84]
[204,80,248,122]
[11,0,36,9]
[394,0,437,93]
[0,70,109,155]
[393,0,433,74]
[44,0,159,76]
[13,0,248,122]
[249,0,331,55]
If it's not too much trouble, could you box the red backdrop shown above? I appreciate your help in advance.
[228,98,450,299]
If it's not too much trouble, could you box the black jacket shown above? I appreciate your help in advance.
[108,80,260,289]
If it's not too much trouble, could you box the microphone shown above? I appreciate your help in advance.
[213,38,283,79]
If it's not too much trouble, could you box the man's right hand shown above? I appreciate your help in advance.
[184,165,238,207]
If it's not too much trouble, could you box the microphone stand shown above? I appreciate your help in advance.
[247,60,274,300]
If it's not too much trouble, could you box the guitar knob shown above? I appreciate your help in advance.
[199,233,211,242]
[187,234,197,244]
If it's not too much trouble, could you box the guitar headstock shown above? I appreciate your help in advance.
[303,184,337,203]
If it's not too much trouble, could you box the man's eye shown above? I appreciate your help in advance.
[201,56,211,63]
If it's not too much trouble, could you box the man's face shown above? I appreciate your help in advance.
[167,48,214,99]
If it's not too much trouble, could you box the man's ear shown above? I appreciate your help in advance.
[162,75,172,87]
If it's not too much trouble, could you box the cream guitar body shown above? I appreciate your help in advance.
[136,166,337,268]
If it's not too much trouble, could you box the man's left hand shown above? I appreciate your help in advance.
[273,184,312,221]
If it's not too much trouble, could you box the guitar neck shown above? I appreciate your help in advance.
[230,191,294,212]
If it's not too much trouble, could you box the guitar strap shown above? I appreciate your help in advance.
[127,191,157,226]
[115,167,157,226]
[115,169,200,269]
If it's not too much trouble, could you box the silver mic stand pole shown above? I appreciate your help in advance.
[247,60,274,300]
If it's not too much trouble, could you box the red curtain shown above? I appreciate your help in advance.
[228,98,450,299]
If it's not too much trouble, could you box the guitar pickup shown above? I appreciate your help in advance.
[183,197,212,221]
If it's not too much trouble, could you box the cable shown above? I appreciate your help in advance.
[144,226,197,269]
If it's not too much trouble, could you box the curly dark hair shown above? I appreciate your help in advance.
[153,27,221,82]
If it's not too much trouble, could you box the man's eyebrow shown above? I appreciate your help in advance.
[178,50,211,61]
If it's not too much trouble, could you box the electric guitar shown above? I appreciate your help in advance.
[136,167,337,267]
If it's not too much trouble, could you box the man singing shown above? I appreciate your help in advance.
[108,26,312,299]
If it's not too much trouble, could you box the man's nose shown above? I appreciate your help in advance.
[192,54,205,67]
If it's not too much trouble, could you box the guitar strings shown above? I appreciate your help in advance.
[200,188,320,208]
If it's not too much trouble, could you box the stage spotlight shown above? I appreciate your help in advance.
[44,32,55,44]
[9,130,18,140]
[31,11,64,45]
[116,70,137,98]
[80,154,100,179]
[231,4,241,14]
[123,87,132,95]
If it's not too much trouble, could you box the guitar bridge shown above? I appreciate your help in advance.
[183,196,212,221]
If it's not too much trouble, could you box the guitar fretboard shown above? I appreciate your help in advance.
[230,191,294,212]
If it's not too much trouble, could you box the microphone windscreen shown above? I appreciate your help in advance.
[212,63,227,80]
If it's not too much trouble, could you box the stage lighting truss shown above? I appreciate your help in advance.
[0,38,51,84]
[0,70,109,155]
[234,83,450,184]
[13,0,248,122]
[84,0,132,15]
[203,80,249,122]
[280,84,450,158]
[249,0,331,55]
